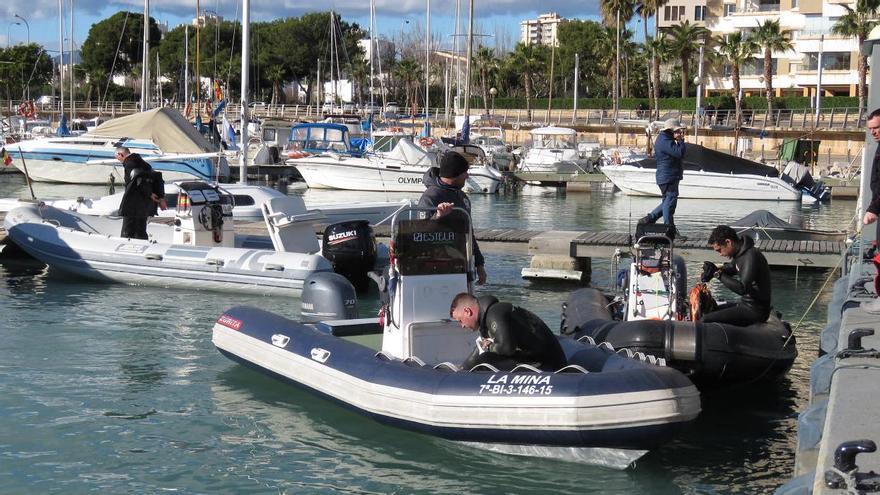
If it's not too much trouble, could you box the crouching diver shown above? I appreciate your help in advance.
[699,225,772,326]
[450,293,567,372]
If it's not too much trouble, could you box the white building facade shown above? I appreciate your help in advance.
[520,13,566,47]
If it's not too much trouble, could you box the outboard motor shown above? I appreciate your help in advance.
[322,220,377,292]
[301,272,358,323]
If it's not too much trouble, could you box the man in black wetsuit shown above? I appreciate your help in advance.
[117,147,166,239]
[418,151,486,284]
[450,293,567,371]
[700,225,772,326]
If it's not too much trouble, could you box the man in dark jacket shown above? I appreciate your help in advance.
[861,108,880,313]
[117,147,165,239]
[640,119,687,230]
[700,225,772,326]
[450,293,567,372]
[418,151,487,284]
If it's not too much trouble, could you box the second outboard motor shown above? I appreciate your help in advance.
[322,220,377,292]
[301,272,358,323]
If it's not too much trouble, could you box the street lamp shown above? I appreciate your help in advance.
[489,87,497,115]
[13,14,29,45]
[7,22,20,48]
[694,39,705,139]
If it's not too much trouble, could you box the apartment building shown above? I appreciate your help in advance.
[658,0,708,28]
[520,12,567,47]
[704,0,861,97]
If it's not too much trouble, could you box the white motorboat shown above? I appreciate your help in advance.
[3,182,382,296]
[0,182,412,225]
[5,108,227,184]
[518,127,594,174]
[471,127,515,170]
[291,137,503,194]
[600,144,817,201]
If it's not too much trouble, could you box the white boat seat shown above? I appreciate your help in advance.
[261,196,323,254]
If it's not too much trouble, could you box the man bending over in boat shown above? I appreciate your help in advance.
[700,225,772,327]
[418,152,487,285]
[450,293,567,372]
[117,147,166,239]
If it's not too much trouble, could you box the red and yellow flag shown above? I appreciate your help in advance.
[213,80,223,101]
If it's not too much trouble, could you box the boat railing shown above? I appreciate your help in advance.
[468,363,500,373]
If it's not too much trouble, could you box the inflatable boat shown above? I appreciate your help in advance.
[3,182,380,295]
[560,224,797,390]
[213,208,700,469]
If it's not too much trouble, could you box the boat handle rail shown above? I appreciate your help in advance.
[468,363,500,373]
[554,365,590,374]
[433,362,460,372]
[510,363,542,373]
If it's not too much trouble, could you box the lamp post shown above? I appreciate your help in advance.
[694,39,705,139]
[7,22,20,48]
[13,15,29,45]
[489,87,496,115]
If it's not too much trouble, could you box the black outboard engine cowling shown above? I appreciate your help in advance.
[322,220,377,292]
[301,272,358,323]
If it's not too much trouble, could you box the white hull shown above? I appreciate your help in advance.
[12,157,203,184]
[291,156,501,194]
[601,164,801,201]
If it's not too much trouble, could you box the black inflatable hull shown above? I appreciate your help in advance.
[561,288,797,390]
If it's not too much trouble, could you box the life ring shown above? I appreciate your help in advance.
[388,126,403,133]
[287,150,311,159]
[18,101,35,118]
[418,137,435,147]
[612,150,622,165]
[205,101,213,116]
[17,102,27,117]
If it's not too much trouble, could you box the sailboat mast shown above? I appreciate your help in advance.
[239,0,250,184]
[424,0,430,117]
[196,0,201,116]
[463,0,474,124]
[58,0,64,120]
[369,0,374,114]
[141,0,150,111]
[70,0,75,119]
[453,0,460,113]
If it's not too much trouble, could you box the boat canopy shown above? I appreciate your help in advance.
[634,144,781,177]
[86,108,216,154]
[732,210,798,230]
[530,126,577,149]
[384,139,435,167]
[289,123,352,154]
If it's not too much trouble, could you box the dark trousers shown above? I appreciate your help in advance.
[702,302,769,327]
[121,216,149,240]
[647,181,680,226]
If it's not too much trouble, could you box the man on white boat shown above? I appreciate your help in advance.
[450,293,567,372]
[117,147,166,239]
[418,152,487,285]
[639,119,686,239]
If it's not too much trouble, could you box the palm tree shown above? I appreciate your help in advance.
[266,66,286,105]
[647,33,671,112]
[474,47,499,114]
[667,21,710,97]
[637,0,668,120]
[832,0,880,117]
[393,58,422,114]
[600,0,636,120]
[752,19,793,113]
[509,42,546,121]
[716,31,758,130]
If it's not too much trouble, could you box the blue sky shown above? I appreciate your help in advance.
[0,0,651,54]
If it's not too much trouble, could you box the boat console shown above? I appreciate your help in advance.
[623,223,686,321]
[172,181,235,247]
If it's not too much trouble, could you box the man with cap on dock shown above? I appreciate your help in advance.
[639,118,687,239]
[418,151,487,285]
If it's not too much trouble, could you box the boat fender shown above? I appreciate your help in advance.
[824,439,878,491]
[301,272,358,323]
[664,321,701,362]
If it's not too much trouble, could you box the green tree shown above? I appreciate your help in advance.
[81,12,162,80]
[601,0,636,117]
[752,19,793,113]
[509,42,548,120]
[715,31,758,129]
[832,0,880,117]
[473,47,499,113]
[667,20,710,97]
[557,20,614,100]
[0,44,54,102]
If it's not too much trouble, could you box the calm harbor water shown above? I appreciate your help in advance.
[0,173,855,494]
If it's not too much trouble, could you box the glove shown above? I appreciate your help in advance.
[720,262,737,276]
[700,261,718,283]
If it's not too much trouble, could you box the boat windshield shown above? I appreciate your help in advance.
[535,133,575,149]
[474,136,504,146]
[289,125,351,153]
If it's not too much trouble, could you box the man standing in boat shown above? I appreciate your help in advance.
[419,151,487,285]
[639,119,686,237]
[861,108,880,313]
[450,293,567,372]
[700,225,772,326]
[117,147,166,240]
